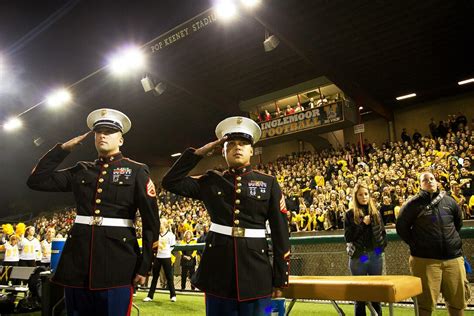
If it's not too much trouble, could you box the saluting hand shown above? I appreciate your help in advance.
[194,136,227,156]
[61,132,91,152]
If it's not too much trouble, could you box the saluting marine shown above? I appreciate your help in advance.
[27,108,159,316]
[162,116,290,316]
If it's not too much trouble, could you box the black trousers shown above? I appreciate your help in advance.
[65,286,132,316]
[19,259,36,267]
[181,265,195,290]
[147,257,176,299]
[40,262,50,268]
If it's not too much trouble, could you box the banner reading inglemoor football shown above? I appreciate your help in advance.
[259,102,343,140]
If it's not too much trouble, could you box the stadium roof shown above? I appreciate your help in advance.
[0,0,473,214]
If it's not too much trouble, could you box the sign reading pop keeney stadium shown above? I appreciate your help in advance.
[259,101,344,140]
[146,9,217,54]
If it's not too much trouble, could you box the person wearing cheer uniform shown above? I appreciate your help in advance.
[1,235,20,267]
[19,226,41,267]
[40,227,55,268]
[143,218,177,302]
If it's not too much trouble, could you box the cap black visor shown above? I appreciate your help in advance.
[93,119,123,133]
[225,132,253,144]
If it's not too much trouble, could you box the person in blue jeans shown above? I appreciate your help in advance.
[344,182,387,316]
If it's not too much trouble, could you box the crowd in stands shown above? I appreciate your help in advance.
[254,93,342,122]
[0,113,472,252]
[267,113,472,233]
[33,208,76,239]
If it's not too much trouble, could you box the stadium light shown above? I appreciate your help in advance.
[33,137,44,147]
[458,78,474,85]
[141,76,155,92]
[141,75,167,96]
[46,89,72,108]
[154,82,166,96]
[396,93,416,101]
[214,0,238,20]
[263,29,279,52]
[109,46,146,76]
[3,117,23,132]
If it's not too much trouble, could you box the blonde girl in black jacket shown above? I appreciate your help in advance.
[344,182,387,316]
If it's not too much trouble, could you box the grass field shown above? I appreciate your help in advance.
[16,290,474,315]
[128,290,474,316]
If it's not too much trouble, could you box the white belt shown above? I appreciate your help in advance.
[210,222,266,238]
[75,215,134,227]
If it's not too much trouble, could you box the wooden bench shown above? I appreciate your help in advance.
[282,275,423,316]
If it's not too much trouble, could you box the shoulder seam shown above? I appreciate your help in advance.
[208,170,222,177]
[123,158,145,166]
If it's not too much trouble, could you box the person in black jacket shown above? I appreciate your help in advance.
[401,128,411,143]
[396,172,466,316]
[379,195,396,226]
[179,230,197,290]
[27,109,160,316]
[412,129,422,145]
[162,116,290,316]
[344,182,387,316]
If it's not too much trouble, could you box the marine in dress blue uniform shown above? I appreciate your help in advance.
[27,109,160,316]
[162,116,290,316]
